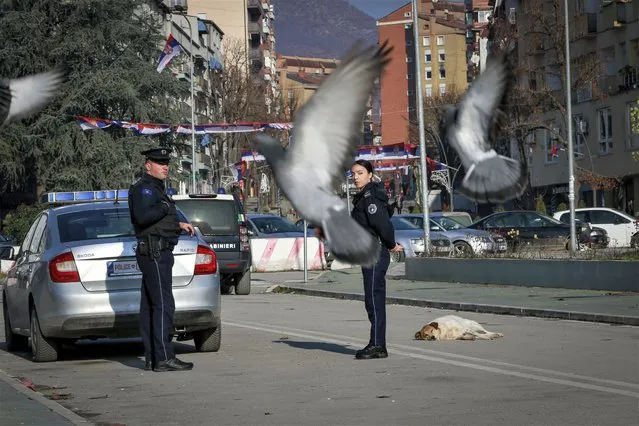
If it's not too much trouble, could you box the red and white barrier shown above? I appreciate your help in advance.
[250,237,326,272]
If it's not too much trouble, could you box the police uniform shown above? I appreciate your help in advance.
[351,181,397,360]
[128,147,193,372]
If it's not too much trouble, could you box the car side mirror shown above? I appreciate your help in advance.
[431,226,442,232]
[247,228,256,236]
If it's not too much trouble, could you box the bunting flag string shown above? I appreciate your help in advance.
[75,116,293,135]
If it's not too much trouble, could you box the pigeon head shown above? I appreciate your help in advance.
[254,133,286,165]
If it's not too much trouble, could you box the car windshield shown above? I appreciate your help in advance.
[173,199,238,235]
[57,208,136,243]
[390,216,420,230]
[251,217,300,234]
[433,216,466,230]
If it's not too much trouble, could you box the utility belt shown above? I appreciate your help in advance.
[137,235,173,258]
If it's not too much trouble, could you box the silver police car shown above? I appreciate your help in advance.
[1,190,221,362]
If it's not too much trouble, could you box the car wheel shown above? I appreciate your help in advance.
[390,251,405,263]
[235,271,251,295]
[453,241,474,257]
[30,305,59,362]
[3,296,28,352]
[193,324,221,352]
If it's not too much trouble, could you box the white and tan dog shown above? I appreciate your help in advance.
[414,315,504,341]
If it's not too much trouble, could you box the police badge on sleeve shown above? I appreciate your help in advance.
[367,203,377,214]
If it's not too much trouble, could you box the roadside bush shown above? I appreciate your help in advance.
[557,202,568,212]
[2,203,49,244]
[536,197,547,215]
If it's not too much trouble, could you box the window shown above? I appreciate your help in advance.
[406,73,413,79]
[406,56,413,63]
[423,36,430,46]
[477,10,491,23]
[627,102,639,150]
[424,50,431,63]
[439,83,446,95]
[439,67,446,79]
[573,114,586,157]
[590,210,629,225]
[29,215,48,254]
[407,89,414,96]
[405,23,412,29]
[404,11,412,17]
[438,49,445,62]
[407,106,415,112]
[436,35,444,46]
[545,128,558,164]
[425,67,432,80]
[425,84,433,97]
[598,107,613,154]
[406,39,413,46]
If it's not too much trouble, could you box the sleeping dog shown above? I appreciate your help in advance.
[414,315,504,341]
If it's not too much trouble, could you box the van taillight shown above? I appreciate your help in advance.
[239,225,250,252]
[194,245,217,275]
[49,251,80,283]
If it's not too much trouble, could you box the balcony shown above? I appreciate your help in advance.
[247,0,261,10]
[248,21,260,34]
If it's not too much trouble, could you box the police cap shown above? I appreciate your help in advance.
[141,147,172,164]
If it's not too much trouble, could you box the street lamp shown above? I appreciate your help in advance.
[411,0,431,254]
[563,0,577,253]
[171,10,198,194]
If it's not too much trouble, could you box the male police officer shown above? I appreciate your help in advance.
[129,147,195,372]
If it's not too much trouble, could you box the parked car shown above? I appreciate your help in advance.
[173,193,252,295]
[429,211,474,227]
[389,216,452,261]
[467,210,591,250]
[397,213,497,256]
[553,207,638,248]
[2,191,221,362]
[247,214,310,238]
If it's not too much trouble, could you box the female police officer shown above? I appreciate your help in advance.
[129,147,195,372]
[350,159,403,360]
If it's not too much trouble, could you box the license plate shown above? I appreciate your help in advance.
[107,260,141,276]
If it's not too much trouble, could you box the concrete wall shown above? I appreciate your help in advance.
[405,257,639,292]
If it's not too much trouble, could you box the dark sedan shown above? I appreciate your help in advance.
[467,211,590,251]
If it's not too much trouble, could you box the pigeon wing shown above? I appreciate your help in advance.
[448,56,511,167]
[286,42,392,187]
[0,70,64,126]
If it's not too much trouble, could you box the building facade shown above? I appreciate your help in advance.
[495,0,639,216]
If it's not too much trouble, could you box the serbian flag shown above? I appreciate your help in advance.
[157,35,182,73]
[75,116,112,130]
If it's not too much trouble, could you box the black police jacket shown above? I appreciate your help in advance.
[128,173,180,244]
[351,181,396,250]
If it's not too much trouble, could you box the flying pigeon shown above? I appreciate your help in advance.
[439,55,527,203]
[0,69,65,127]
[254,41,392,266]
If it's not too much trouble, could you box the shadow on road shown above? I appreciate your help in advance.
[274,339,356,355]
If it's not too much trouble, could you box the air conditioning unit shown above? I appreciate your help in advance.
[167,0,188,12]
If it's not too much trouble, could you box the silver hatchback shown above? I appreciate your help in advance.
[2,195,221,362]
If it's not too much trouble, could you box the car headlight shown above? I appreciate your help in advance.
[411,238,424,249]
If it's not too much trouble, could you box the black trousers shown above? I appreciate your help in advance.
[136,249,175,363]
[361,248,390,347]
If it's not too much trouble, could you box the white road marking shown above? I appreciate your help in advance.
[224,320,639,399]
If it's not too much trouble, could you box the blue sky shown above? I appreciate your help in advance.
[346,0,409,19]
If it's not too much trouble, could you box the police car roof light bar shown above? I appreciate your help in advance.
[41,189,130,204]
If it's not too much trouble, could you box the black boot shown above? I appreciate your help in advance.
[355,345,388,360]
[153,357,194,372]
[144,360,152,371]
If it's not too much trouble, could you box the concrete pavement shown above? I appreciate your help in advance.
[258,264,639,326]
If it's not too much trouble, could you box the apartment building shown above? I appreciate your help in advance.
[276,55,339,110]
[187,0,278,104]
[377,1,468,146]
[153,0,225,194]
[497,0,639,216]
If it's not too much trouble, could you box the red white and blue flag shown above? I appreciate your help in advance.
[157,35,182,73]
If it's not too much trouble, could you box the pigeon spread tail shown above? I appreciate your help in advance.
[321,206,380,267]
[459,154,527,203]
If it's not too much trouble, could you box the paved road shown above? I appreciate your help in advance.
[1,278,637,426]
